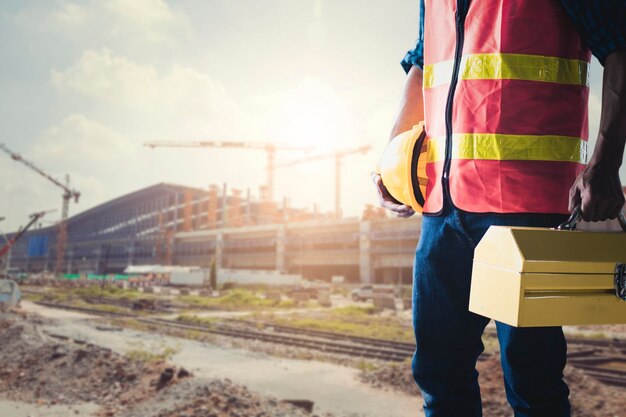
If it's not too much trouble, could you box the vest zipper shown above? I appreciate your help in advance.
[442,6,467,207]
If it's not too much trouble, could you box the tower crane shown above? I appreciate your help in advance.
[0,210,54,259]
[0,143,81,275]
[143,140,311,202]
[277,144,371,218]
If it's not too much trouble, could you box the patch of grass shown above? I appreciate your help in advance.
[21,292,45,302]
[271,316,413,343]
[176,314,220,328]
[180,289,298,310]
[125,341,180,363]
[355,359,379,372]
[35,286,151,306]
[569,331,608,340]
[481,333,499,353]
[331,305,377,316]
[73,285,146,300]
[277,299,296,308]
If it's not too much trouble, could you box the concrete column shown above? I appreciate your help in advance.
[215,233,224,269]
[67,248,74,274]
[127,242,135,266]
[359,221,372,284]
[43,245,50,273]
[276,226,286,272]
[173,192,179,231]
[221,183,228,228]
[93,247,100,275]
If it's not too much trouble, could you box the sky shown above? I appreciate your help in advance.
[0,0,621,232]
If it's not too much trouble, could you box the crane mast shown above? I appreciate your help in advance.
[0,143,80,276]
[278,144,371,218]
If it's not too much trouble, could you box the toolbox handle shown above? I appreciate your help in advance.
[554,205,626,232]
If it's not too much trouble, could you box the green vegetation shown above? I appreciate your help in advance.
[566,331,609,340]
[72,285,146,300]
[175,314,219,327]
[180,289,300,310]
[125,341,180,363]
[270,316,413,343]
[21,292,45,302]
[331,305,377,316]
[34,285,150,304]
[355,359,379,372]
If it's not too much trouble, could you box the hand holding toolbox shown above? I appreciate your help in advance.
[469,207,626,327]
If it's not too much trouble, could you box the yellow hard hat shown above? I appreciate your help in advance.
[377,122,428,213]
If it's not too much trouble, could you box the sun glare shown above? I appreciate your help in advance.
[267,78,350,152]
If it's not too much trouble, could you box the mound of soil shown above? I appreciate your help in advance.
[0,312,333,417]
[142,380,330,417]
[0,312,186,414]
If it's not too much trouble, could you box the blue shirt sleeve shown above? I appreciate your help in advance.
[560,0,626,65]
[401,0,425,73]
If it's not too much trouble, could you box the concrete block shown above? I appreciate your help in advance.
[373,294,396,310]
[317,291,331,307]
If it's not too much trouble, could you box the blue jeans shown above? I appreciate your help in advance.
[411,201,571,417]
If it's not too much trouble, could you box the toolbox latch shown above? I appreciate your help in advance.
[616,263,626,301]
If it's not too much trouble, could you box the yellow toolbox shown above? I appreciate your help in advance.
[469,210,626,327]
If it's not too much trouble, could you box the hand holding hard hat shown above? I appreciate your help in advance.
[371,172,415,218]
[373,121,429,216]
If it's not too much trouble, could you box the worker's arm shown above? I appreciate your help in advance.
[569,48,626,221]
[373,65,424,218]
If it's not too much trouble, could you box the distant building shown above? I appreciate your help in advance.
[3,183,323,275]
[2,183,422,284]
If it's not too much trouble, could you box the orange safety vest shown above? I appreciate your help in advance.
[422,0,591,214]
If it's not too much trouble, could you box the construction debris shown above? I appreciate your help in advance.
[0,312,181,413]
[0,311,334,417]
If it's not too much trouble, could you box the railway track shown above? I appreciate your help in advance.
[33,301,412,362]
[32,301,626,388]
[222,318,416,354]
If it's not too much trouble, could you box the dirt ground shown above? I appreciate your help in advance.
[359,354,626,417]
[0,310,333,417]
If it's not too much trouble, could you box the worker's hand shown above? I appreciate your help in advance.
[568,162,625,222]
[371,172,415,218]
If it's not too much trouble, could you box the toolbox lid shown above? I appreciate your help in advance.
[474,226,626,274]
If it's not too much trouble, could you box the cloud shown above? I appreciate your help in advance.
[33,114,135,164]
[0,115,148,231]
[51,49,160,109]
[51,2,88,27]
[103,0,191,45]
[13,0,191,47]
[51,49,242,137]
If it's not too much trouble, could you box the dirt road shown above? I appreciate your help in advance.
[22,302,424,417]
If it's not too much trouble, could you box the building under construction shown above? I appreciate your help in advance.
[3,183,420,284]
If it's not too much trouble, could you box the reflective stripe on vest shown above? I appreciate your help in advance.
[422,0,591,214]
[427,134,588,164]
[424,53,590,89]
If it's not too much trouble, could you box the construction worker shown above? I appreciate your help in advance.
[372,1,626,416]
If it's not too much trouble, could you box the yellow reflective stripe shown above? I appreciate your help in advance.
[423,53,590,89]
[423,60,454,90]
[427,134,587,164]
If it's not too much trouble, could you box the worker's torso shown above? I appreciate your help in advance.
[422,0,591,215]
